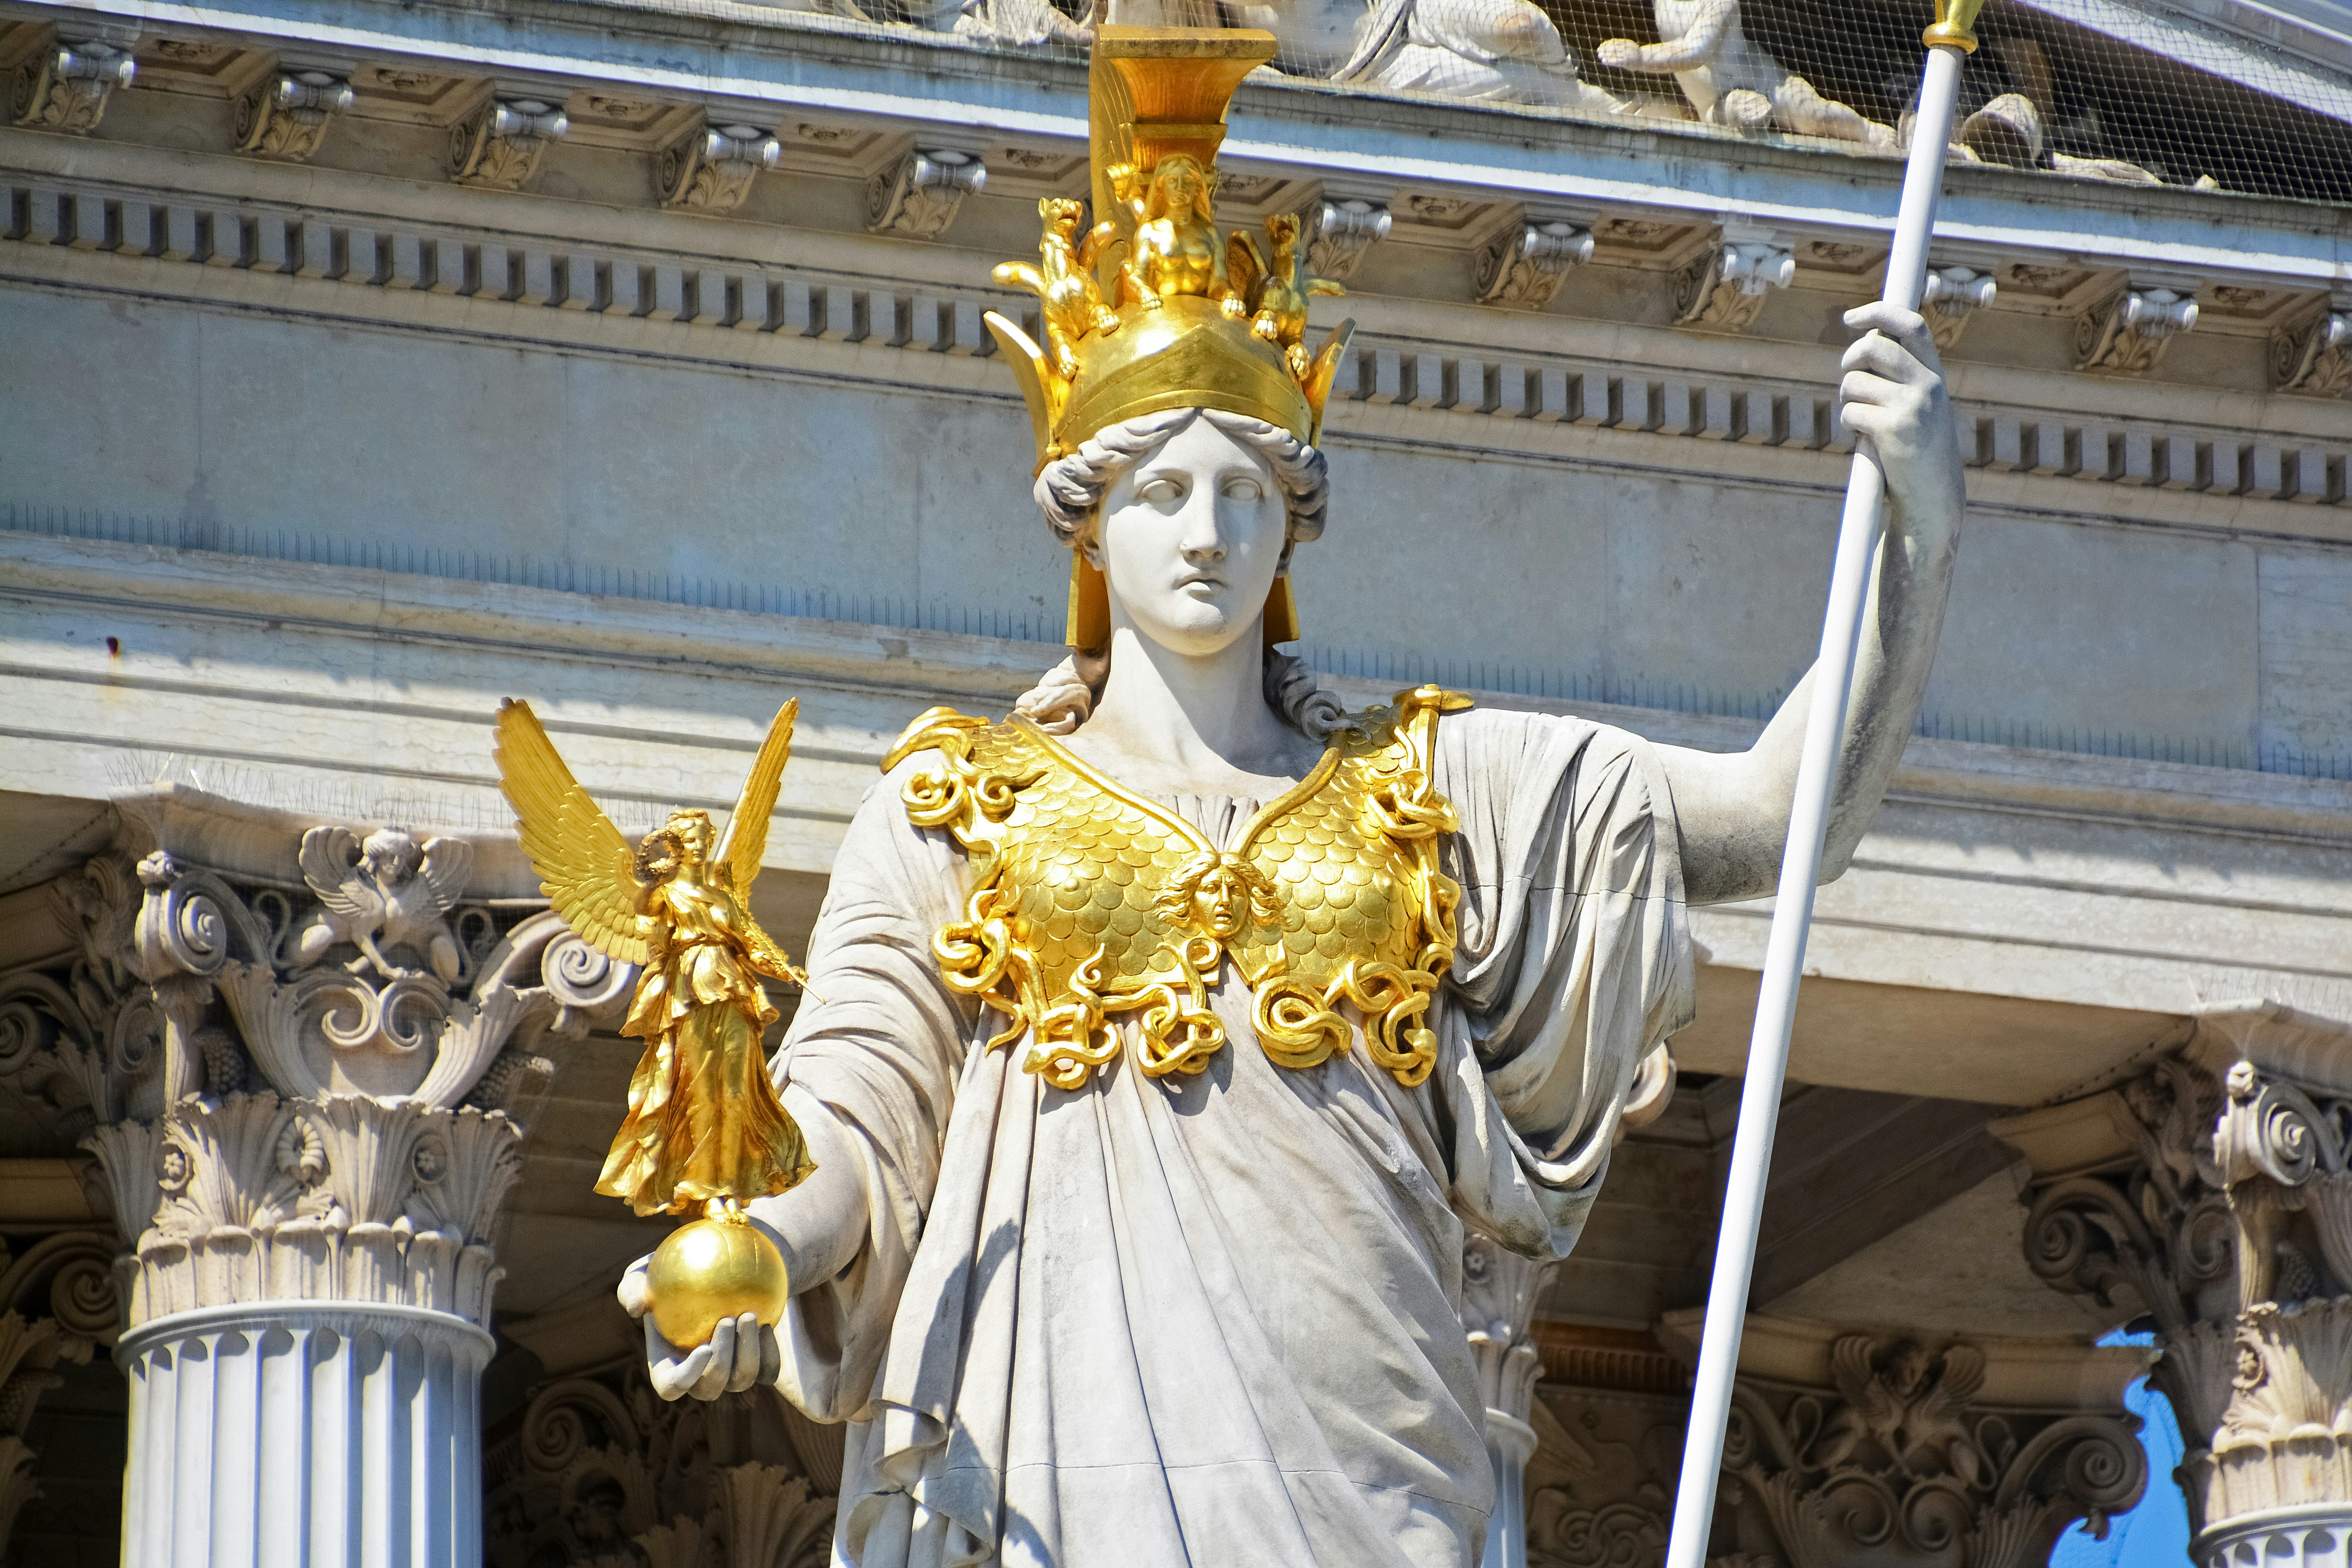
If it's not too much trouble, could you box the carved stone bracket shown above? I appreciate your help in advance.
[1305,198,1392,282]
[8,39,135,135]
[1475,220,1594,310]
[451,96,570,191]
[2272,303,2352,398]
[233,70,353,163]
[1675,232,1795,335]
[1921,264,1999,351]
[2076,282,2202,375]
[866,147,986,241]
[660,120,783,214]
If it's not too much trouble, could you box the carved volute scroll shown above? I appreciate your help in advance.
[1995,1000,2352,1563]
[0,1229,121,1559]
[0,800,636,1337]
[485,1361,839,1568]
[1657,1316,2146,1568]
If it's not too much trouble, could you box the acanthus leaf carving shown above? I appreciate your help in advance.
[8,39,135,135]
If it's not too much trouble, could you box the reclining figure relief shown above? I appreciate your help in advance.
[1598,0,1894,146]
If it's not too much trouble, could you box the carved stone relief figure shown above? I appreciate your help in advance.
[1598,0,1893,147]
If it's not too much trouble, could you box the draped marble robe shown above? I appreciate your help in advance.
[767,704,1695,1567]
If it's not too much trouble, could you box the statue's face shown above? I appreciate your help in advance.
[666,811,713,863]
[1091,416,1286,660]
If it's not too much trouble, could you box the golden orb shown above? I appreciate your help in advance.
[645,1214,790,1350]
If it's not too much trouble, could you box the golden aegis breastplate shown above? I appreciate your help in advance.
[881,686,1472,1092]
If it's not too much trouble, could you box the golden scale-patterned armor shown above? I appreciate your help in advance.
[883,686,1474,1090]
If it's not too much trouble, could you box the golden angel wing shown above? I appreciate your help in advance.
[493,699,652,968]
[1226,230,1266,310]
[713,699,797,898]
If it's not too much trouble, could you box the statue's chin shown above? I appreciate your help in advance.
[1113,604,1253,662]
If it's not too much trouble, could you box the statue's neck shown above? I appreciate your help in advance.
[1076,622,1307,786]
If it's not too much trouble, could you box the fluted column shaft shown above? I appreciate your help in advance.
[119,1304,491,1567]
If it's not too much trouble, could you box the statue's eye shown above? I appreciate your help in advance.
[1136,477,1185,506]
[1220,478,1265,502]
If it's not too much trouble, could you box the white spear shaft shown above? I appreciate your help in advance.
[1660,26,1978,1568]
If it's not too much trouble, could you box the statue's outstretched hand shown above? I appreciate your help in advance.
[1836,302,1966,530]
[618,1254,782,1402]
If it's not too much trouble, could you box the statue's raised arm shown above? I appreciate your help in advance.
[1649,301,1966,906]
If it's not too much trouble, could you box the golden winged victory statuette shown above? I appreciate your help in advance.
[494,697,816,1350]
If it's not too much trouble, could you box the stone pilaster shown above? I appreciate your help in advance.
[1465,1234,1555,1568]
[0,795,630,1565]
[1995,1001,2352,1568]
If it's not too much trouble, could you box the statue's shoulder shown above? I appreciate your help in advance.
[878,706,1035,774]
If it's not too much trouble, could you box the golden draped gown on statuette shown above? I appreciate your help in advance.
[598,859,814,1214]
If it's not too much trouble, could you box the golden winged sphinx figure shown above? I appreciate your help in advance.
[492,699,816,1225]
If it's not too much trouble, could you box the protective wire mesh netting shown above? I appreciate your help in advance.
[693,0,2350,203]
[16,502,2352,782]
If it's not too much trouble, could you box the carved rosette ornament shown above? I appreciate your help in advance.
[233,71,354,162]
[8,39,135,134]
[0,800,633,1564]
[1995,1001,2352,1568]
[1475,221,1595,310]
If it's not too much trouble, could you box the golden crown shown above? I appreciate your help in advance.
[985,26,1356,649]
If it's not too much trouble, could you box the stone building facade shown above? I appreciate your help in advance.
[0,0,2349,1562]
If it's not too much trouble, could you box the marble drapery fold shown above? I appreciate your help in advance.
[769,707,1693,1566]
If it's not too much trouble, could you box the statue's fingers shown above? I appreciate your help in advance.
[617,1255,655,1319]
[759,1323,783,1388]
[656,1337,716,1402]
[1843,303,1941,374]
[690,1321,735,1401]
[725,1312,762,1393]
[1838,330,1925,385]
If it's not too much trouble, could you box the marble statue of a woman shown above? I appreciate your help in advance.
[617,28,1964,1567]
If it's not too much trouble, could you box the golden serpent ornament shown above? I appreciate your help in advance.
[494,698,814,1348]
[884,685,1471,1091]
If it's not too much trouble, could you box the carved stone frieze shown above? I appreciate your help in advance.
[452,96,571,191]
[233,70,354,163]
[1920,265,1998,351]
[866,147,986,240]
[485,1363,838,1568]
[1305,199,1392,282]
[2075,284,2201,376]
[1475,221,1594,310]
[661,121,783,213]
[1675,235,1795,335]
[2272,305,2352,398]
[8,39,135,134]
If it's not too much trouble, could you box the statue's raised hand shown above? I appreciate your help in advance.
[618,1252,781,1401]
[1835,301,1966,534]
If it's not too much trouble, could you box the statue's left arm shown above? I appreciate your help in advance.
[1653,303,1966,907]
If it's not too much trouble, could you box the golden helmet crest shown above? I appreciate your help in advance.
[985,27,1356,475]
